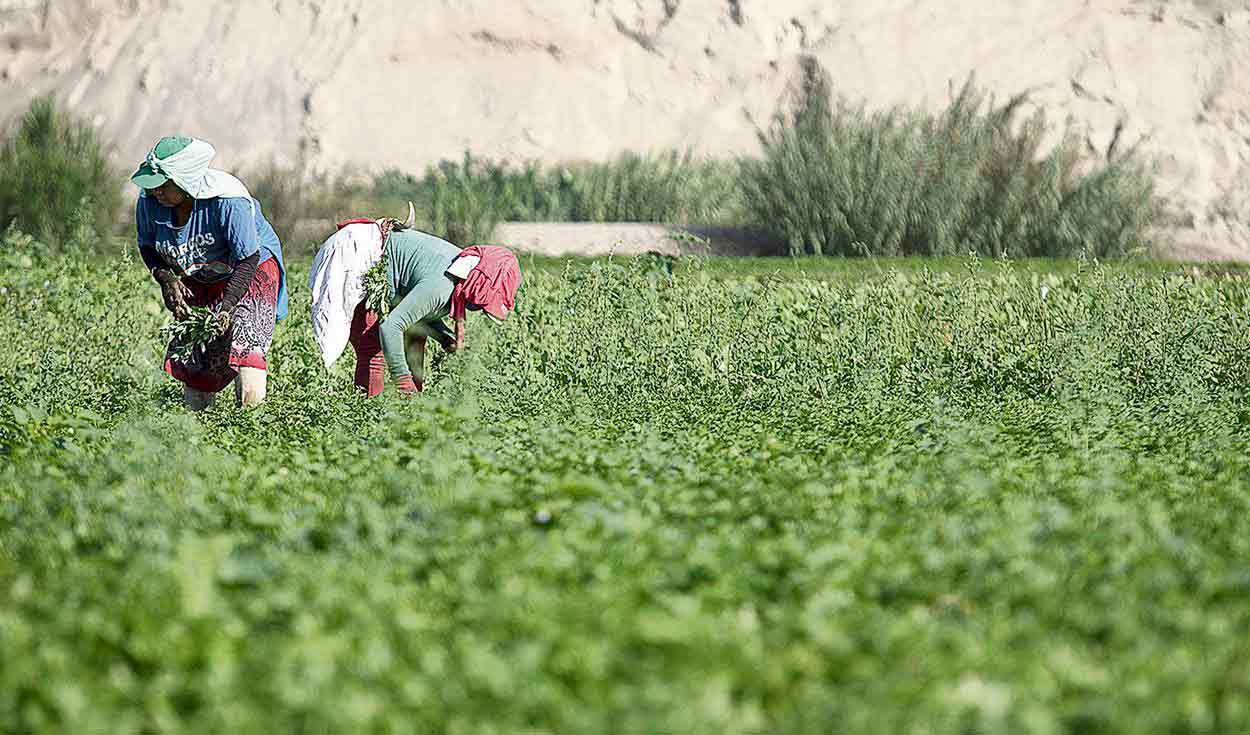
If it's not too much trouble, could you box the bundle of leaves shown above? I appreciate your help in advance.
[160,307,218,362]
[362,253,390,317]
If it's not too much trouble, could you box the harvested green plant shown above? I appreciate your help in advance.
[160,307,218,362]
[362,252,390,317]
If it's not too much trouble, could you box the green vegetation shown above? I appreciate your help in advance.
[362,252,391,317]
[250,78,1161,261]
[370,150,741,231]
[0,69,1195,733]
[0,97,122,248]
[161,307,220,363]
[2,82,1161,263]
[245,159,315,251]
[741,77,1161,258]
[2,226,1249,731]
[249,151,741,251]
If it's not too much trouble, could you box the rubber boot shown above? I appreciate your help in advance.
[236,367,268,407]
[183,386,216,412]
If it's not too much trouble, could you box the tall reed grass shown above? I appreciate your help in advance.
[740,76,1160,258]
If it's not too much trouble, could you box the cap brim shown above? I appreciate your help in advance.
[131,171,169,189]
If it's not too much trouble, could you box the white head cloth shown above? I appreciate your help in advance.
[146,138,253,200]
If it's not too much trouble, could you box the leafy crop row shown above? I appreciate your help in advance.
[2,234,1249,732]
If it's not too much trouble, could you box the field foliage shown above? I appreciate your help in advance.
[2,230,1249,733]
[374,151,742,228]
[243,80,1163,262]
[0,97,122,247]
[2,86,1162,264]
[741,78,1160,258]
[250,151,742,250]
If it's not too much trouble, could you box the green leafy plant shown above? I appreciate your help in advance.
[0,96,122,248]
[5,245,1250,733]
[740,75,1161,258]
[362,253,391,317]
[160,307,219,362]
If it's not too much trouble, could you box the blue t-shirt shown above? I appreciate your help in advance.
[136,193,288,320]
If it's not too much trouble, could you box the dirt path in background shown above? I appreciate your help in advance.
[290,221,784,257]
[491,223,783,257]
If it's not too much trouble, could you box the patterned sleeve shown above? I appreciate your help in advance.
[219,197,262,263]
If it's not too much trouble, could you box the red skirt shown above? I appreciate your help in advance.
[165,258,280,393]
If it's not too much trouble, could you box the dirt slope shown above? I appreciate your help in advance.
[1,0,1248,258]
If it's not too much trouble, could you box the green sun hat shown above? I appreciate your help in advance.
[130,135,194,189]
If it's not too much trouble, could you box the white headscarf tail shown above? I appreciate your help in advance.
[148,138,253,200]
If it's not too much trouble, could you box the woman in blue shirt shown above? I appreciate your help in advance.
[131,136,287,410]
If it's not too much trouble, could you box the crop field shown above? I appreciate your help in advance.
[3,241,1250,734]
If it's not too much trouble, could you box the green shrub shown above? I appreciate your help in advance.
[425,152,506,245]
[373,150,742,233]
[0,96,122,248]
[246,164,389,256]
[557,151,741,223]
[740,76,1161,257]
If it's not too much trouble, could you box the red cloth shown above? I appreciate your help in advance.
[396,374,423,395]
[450,246,521,322]
[349,300,385,397]
[165,258,280,393]
[336,217,376,231]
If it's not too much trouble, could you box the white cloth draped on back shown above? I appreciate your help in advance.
[307,223,385,369]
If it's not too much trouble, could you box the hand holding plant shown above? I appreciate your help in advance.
[153,269,192,320]
[210,309,232,337]
[161,307,218,363]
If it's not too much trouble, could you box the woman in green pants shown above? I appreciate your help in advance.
[312,211,520,396]
[350,228,463,395]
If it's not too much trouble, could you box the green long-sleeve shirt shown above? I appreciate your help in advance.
[379,230,462,379]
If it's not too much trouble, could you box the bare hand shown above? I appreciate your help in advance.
[156,271,194,320]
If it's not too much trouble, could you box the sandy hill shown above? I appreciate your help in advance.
[1,0,1248,258]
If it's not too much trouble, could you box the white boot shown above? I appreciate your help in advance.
[235,367,268,407]
[183,386,217,412]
